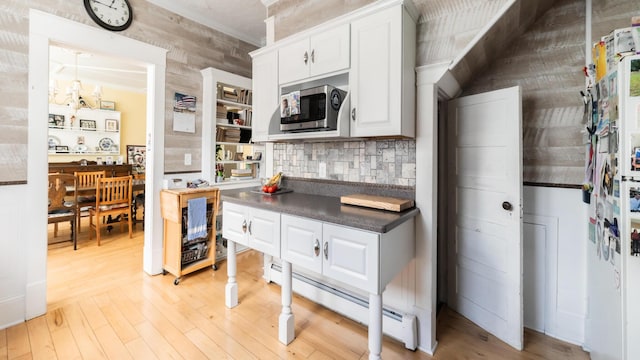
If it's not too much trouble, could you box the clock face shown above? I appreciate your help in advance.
[84,0,133,31]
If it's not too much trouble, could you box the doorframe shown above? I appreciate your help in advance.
[26,9,167,319]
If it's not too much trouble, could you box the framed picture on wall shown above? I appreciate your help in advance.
[79,119,96,130]
[100,100,116,110]
[48,113,64,128]
[127,145,146,173]
[105,119,119,131]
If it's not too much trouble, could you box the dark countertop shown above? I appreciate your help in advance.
[221,181,419,233]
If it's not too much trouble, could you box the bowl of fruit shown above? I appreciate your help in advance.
[261,172,282,194]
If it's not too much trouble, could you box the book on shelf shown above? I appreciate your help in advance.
[217,84,252,105]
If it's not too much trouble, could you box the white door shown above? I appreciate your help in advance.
[447,86,523,350]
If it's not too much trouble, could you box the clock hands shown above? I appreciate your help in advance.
[91,0,115,9]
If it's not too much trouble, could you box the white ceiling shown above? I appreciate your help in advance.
[49,0,269,94]
[147,0,268,47]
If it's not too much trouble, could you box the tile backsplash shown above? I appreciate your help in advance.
[272,139,416,186]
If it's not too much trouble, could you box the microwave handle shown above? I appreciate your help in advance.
[351,107,356,121]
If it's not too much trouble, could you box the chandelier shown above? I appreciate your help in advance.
[48,51,102,111]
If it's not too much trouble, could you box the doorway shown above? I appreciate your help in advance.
[27,10,167,319]
[47,44,148,247]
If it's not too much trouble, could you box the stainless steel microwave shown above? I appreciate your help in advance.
[280,85,346,132]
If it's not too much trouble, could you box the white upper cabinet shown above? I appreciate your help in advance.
[250,0,416,140]
[252,50,278,143]
[278,23,350,85]
[349,4,416,138]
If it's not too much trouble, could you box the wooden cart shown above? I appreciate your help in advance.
[160,187,220,285]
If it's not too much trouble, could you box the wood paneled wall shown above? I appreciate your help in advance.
[0,0,256,183]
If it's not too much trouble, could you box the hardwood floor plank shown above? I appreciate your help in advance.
[133,296,208,360]
[49,326,81,360]
[6,322,30,359]
[0,328,7,359]
[63,302,107,359]
[184,328,233,360]
[25,316,56,359]
[93,324,132,360]
[134,321,184,360]
[98,303,140,343]
[125,337,159,360]
[78,297,109,331]
[105,288,146,326]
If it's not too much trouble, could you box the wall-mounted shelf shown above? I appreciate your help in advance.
[48,104,121,156]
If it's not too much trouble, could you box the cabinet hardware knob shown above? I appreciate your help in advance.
[242,220,247,233]
[304,51,308,65]
[351,108,356,121]
[311,49,315,63]
[323,241,329,260]
[502,201,513,211]
[314,239,320,256]
[248,221,252,235]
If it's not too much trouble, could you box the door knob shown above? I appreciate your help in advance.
[502,201,513,211]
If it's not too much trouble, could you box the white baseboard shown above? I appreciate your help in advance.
[0,295,25,330]
[268,264,418,350]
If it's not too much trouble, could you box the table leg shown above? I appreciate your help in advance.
[368,293,383,360]
[225,240,238,308]
[279,260,295,344]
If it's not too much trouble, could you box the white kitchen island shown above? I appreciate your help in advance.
[221,188,418,360]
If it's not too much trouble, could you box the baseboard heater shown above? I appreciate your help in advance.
[268,263,417,350]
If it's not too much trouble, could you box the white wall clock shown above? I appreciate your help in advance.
[83,0,133,32]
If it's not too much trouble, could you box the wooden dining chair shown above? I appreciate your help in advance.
[132,173,145,228]
[89,175,133,246]
[48,173,78,250]
[74,170,106,233]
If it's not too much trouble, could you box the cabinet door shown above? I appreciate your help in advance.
[252,50,278,142]
[278,38,310,85]
[248,207,281,257]
[222,202,249,246]
[282,214,322,273]
[322,223,379,293]
[308,23,350,78]
[349,5,403,137]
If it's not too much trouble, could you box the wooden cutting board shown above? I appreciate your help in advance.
[340,194,414,212]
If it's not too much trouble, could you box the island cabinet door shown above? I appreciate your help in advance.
[281,214,323,273]
[322,223,380,294]
[222,202,249,246]
[247,207,281,257]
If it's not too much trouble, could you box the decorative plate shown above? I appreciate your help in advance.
[48,136,60,150]
[98,137,114,151]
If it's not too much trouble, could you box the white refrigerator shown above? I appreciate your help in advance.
[587,53,640,360]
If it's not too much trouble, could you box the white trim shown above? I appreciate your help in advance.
[415,63,461,100]
[27,10,167,319]
[523,213,559,337]
[414,67,439,355]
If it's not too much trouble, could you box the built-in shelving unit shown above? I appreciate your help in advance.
[201,67,264,186]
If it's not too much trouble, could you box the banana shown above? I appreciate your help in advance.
[266,172,282,186]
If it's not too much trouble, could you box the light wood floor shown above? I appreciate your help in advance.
[0,221,591,359]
